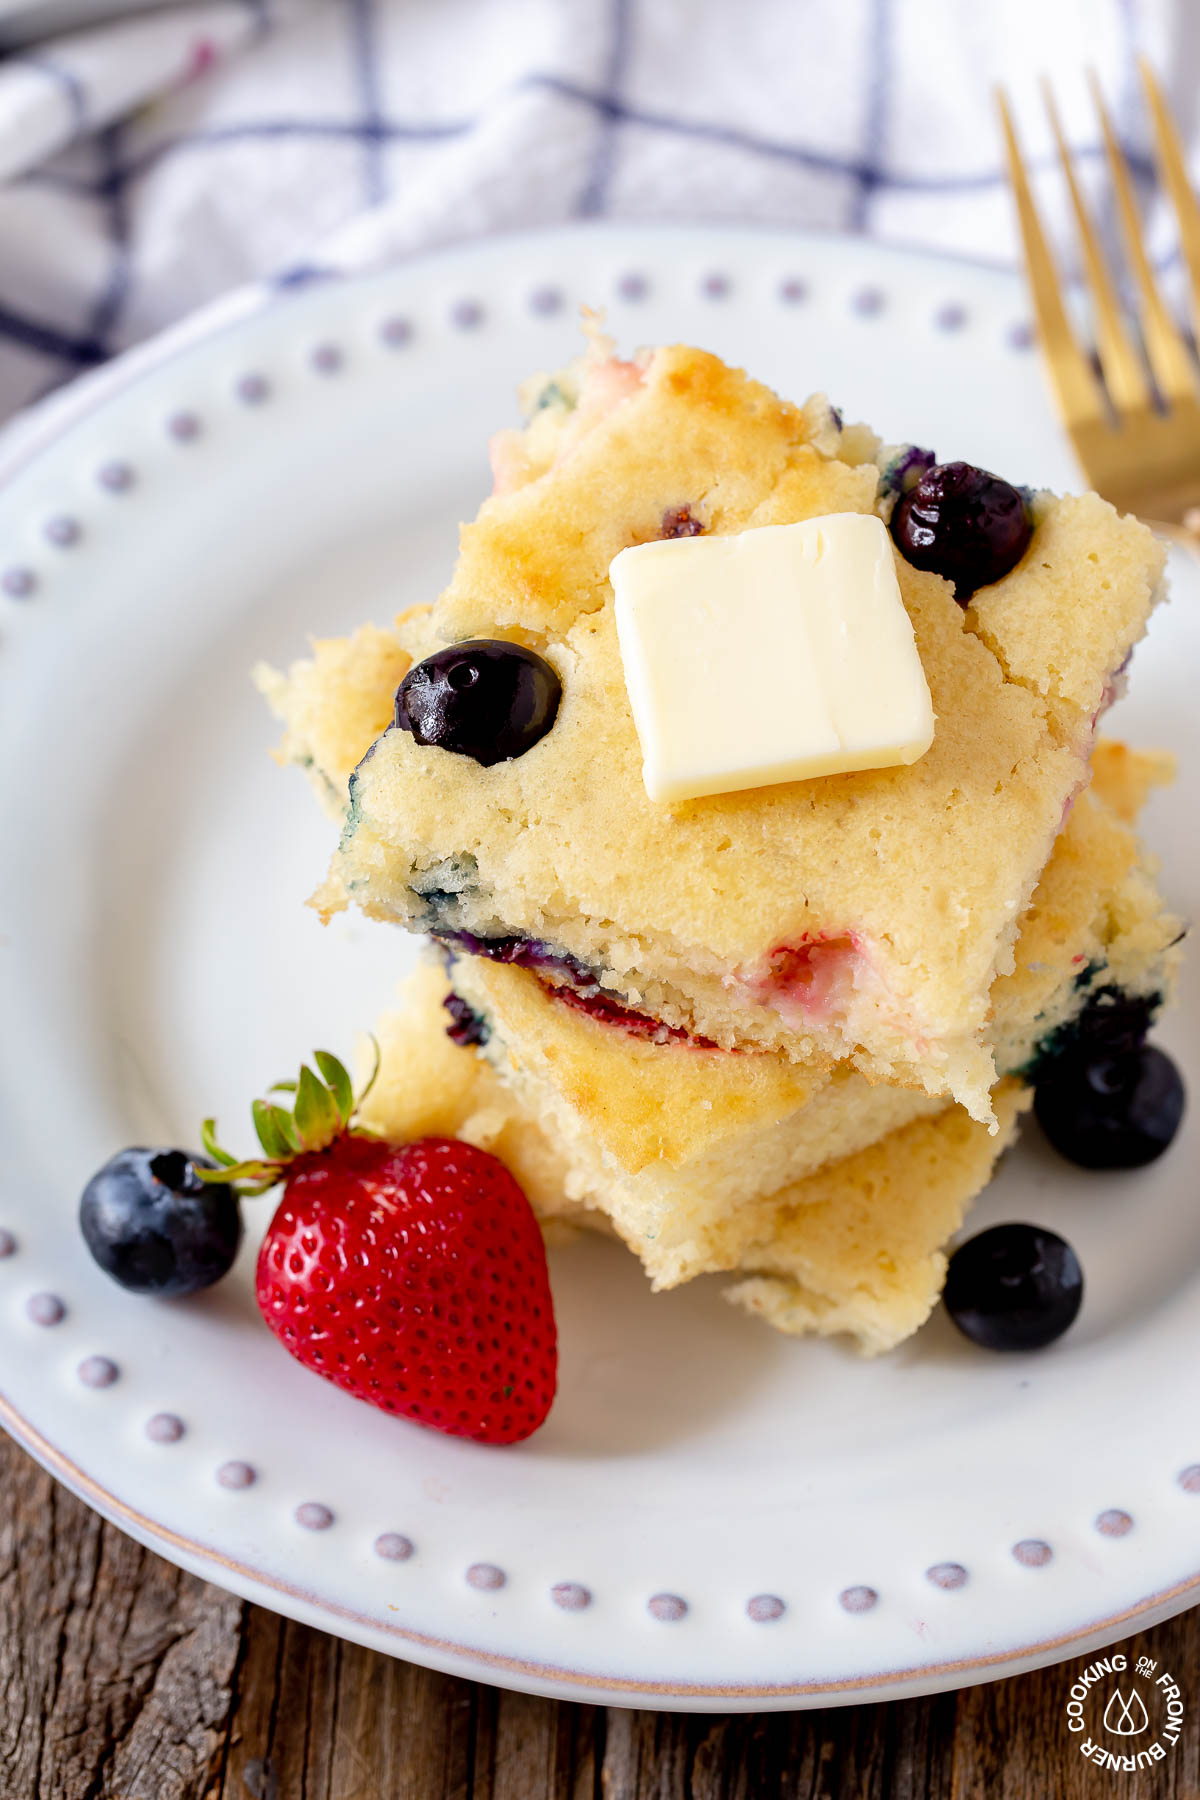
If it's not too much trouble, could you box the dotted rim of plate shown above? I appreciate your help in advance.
[0,262,1033,607]
[0,234,1186,1698]
[4,1231,1185,1623]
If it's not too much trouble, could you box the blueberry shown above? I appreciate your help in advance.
[443,991,490,1048]
[1034,1043,1185,1170]
[79,1148,242,1296]
[944,1223,1083,1351]
[660,505,704,538]
[1022,982,1162,1085]
[891,461,1031,601]
[432,926,595,989]
[395,641,560,766]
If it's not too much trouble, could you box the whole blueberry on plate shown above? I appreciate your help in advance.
[80,1148,242,1296]
[891,460,1031,600]
[395,640,561,766]
[945,1222,1083,1351]
[1035,1042,1185,1170]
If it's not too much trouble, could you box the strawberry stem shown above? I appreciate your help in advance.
[195,1039,380,1197]
[200,1118,238,1167]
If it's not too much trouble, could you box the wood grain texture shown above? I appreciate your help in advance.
[0,1434,240,1800]
[0,1432,1197,1800]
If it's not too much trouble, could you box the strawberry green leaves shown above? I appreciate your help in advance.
[314,1049,355,1122]
[295,1063,342,1153]
[197,1042,380,1197]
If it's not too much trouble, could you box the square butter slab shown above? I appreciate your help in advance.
[610,513,935,803]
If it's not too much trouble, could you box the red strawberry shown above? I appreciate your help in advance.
[199,1053,557,1444]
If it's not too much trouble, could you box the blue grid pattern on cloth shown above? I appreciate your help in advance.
[0,0,1187,421]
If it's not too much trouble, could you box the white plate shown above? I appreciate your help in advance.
[1,223,1198,1712]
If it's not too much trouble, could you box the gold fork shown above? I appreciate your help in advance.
[997,61,1200,539]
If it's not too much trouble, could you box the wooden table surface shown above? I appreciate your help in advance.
[3,1430,1197,1800]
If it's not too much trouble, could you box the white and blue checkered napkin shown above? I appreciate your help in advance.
[0,0,1195,443]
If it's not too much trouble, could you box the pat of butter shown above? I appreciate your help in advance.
[610,513,935,803]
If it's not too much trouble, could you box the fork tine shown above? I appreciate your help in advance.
[995,89,1105,426]
[1089,68,1197,403]
[1042,78,1150,413]
[1137,57,1200,355]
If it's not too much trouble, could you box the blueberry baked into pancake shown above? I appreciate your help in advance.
[342,738,1178,1355]
[262,329,1163,1125]
[258,329,1184,1359]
